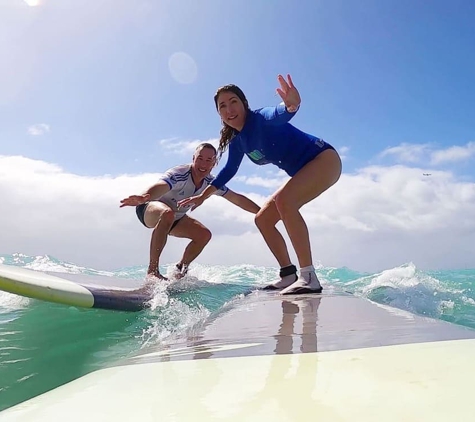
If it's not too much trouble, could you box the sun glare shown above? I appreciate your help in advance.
[24,0,41,6]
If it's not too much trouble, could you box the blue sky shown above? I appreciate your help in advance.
[2,0,475,178]
[1,0,475,272]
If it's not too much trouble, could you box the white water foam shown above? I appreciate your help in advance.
[0,291,29,312]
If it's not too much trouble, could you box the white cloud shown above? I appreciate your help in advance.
[380,142,475,166]
[0,155,259,271]
[379,143,431,163]
[430,142,475,165]
[234,174,288,189]
[1,155,475,273]
[338,146,350,161]
[233,169,289,190]
[159,138,219,155]
[27,123,50,136]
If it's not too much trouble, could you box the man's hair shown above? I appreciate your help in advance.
[194,142,217,155]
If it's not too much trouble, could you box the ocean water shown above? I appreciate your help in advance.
[1,253,474,411]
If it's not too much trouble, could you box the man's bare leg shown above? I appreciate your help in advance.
[143,202,175,279]
[169,215,212,278]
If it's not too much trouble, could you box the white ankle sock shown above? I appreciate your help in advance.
[280,273,297,284]
[300,265,315,274]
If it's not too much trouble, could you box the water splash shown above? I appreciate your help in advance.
[343,262,475,323]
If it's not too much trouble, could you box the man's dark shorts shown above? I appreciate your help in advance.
[136,202,181,231]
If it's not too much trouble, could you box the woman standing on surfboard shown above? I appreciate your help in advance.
[178,75,342,295]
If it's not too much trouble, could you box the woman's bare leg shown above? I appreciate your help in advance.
[274,149,342,294]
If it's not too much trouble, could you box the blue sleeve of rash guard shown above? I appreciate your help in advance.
[257,103,298,125]
[211,142,245,189]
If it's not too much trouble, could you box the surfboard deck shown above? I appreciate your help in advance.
[0,264,153,312]
[2,289,475,420]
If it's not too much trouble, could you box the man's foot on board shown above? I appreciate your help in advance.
[262,265,298,290]
[145,272,168,283]
[281,271,323,295]
[172,262,189,279]
[142,272,168,292]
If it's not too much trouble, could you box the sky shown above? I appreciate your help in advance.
[1,0,475,273]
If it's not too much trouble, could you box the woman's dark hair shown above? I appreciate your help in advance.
[213,84,250,159]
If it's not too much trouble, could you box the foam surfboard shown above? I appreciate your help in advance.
[2,289,475,420]
[0,264,152,311]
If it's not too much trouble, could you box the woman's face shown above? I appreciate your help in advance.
[216,91,247,131]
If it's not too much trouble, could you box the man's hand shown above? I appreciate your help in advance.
[120,193,151,208]
[177,195,204,211]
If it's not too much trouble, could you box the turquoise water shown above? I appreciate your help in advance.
[1,253,475,411]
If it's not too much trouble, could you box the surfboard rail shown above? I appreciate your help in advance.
[0,264,152,311]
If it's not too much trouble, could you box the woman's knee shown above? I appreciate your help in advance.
[274,193,294,218]
[255,206,279,231]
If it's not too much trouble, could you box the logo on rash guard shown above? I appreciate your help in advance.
[248,150,265,161]
[315,138,325,148]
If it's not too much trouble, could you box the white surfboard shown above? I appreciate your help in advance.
[2,289,475,420]
[0,264,153,312]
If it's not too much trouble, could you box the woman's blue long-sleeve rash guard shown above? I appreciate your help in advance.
[211,103,327,189]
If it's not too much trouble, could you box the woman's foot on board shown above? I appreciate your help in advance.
[262,264,298,290]
[281,268,323,295]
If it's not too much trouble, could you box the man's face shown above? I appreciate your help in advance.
[192,147,216,177]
